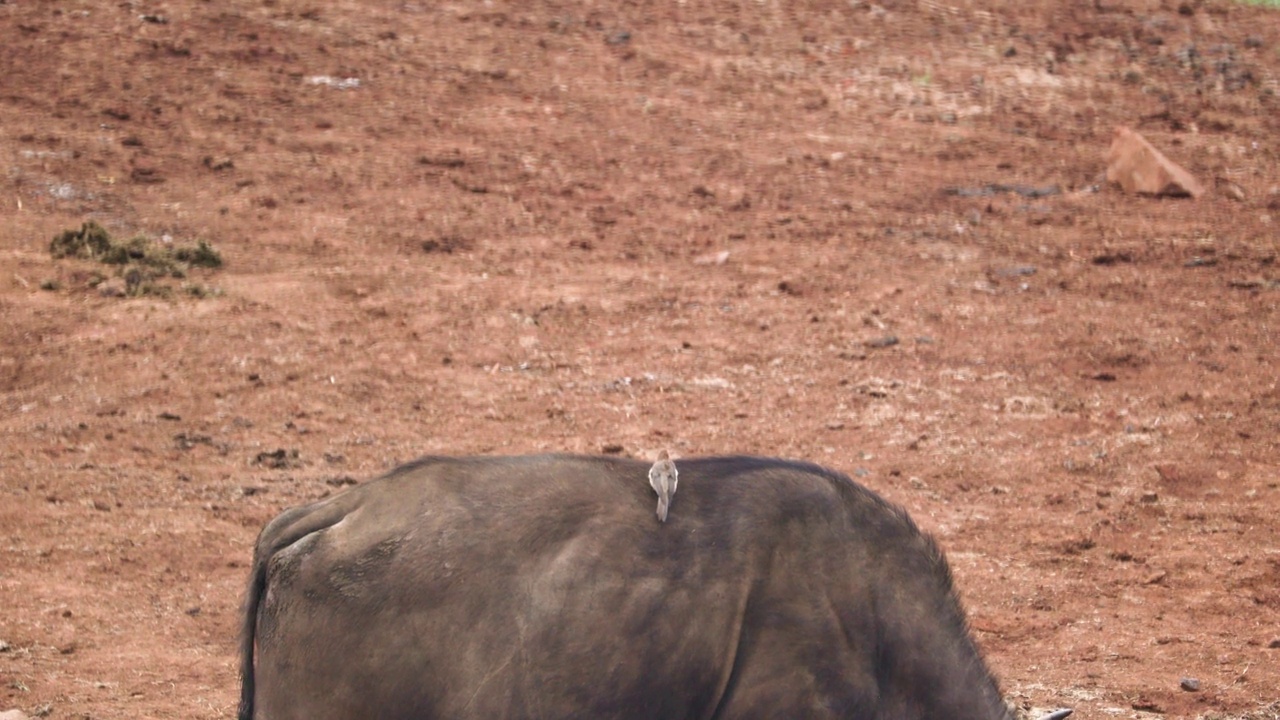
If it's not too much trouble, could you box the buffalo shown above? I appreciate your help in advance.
[240,454,1064,720]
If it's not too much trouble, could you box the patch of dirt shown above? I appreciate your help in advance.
[1,1,1279,718]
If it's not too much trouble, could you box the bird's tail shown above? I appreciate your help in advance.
[656,492,670,522]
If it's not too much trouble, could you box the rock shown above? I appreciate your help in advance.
[97,277,127,297]
[693,250,730,266]
[1105,126,1205,199]
[1267,638,1280,649]
[0,710,32,720]
[1216,178,1246,202]
[1131,697,1165,713]
[1179,677,1201,692]
[203,155,234,171]
[865,335,900,349]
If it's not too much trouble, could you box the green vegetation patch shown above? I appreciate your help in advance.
[49,221,114,260]
[173,240,223,268]
[48,221,224,297]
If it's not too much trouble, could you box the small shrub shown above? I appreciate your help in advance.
[173,240,223,268]
[50,222,113,260]
[47,222,224,298]
[101,236,152,265]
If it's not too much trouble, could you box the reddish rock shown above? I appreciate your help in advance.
[1105,126,1205,198]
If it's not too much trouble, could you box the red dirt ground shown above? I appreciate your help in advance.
[2,1,1279,718]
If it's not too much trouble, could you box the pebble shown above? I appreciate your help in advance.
[1267,638,1280,649]
[97,277,127,297]
[693,250,730,265]
[1179,677,1201,692]
[944,184,1060,198]
[865,335,899,349]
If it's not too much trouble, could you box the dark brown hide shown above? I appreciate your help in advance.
[240,455,1011,720]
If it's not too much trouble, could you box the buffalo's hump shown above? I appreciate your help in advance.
[240,454,1011,720]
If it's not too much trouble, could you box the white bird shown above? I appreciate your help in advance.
[648,450,678,523]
